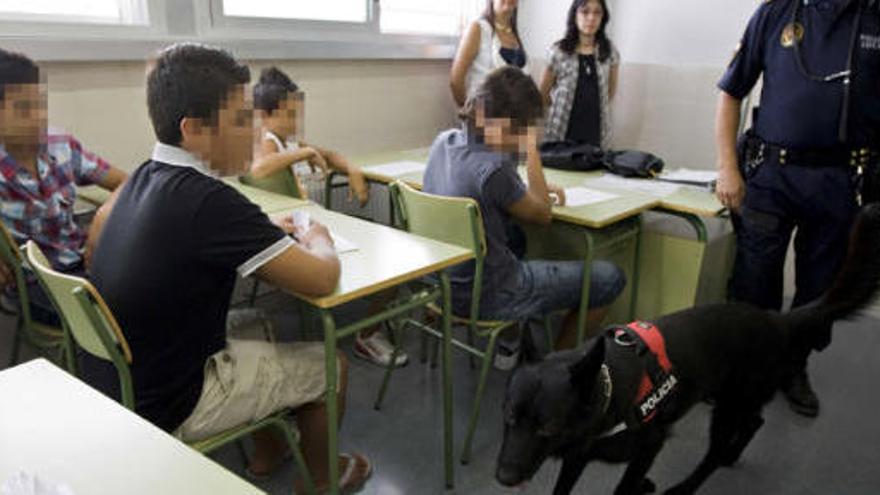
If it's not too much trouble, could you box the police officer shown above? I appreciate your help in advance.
[715,0,880,417]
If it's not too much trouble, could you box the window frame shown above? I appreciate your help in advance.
[0,0,464,62]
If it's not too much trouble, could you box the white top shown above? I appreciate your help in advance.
[0,359,263,495]
[263,131,315,178]
[464,19,533,101]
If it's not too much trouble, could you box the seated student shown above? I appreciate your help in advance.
[252,66,407,368]
[0,48,127,324]
[423,66,626,358]
[251,66,368,205]
[86,44,371,493]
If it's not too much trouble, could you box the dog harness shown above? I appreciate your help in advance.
[610,321,680,426]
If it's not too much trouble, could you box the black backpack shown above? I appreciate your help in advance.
[539,141,606,171]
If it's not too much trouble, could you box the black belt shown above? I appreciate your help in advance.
[758,142,875,168]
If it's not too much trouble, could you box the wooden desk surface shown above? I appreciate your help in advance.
[290,205,473,309]
[0,359,263,495]
[223,177,311,214]
[356,149,724,219]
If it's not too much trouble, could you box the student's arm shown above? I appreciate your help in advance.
[83,186,122,270]
[450,21,482,108]
[255,222,340,297]
[609,64,619,100]
[539,67,556,107]
[715,90,745,211]
[250,138,318,179]
[96,166,127,191]
[506,128,554,226]
[308,144,369,206]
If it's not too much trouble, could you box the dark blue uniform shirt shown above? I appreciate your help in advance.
[719,0,880,149]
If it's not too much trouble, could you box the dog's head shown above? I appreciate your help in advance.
[496,337,608,487]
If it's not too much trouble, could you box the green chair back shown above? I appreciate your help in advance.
[390,180,487,319]
[241,168,304,199]
[24,241,135,406]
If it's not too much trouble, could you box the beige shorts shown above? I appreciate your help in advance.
[175,339,336,442]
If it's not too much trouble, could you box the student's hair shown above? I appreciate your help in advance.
[146,43,251,146]
[556,0,613,62]
[0,49,40,102]
[253,66,300,113]
[481,0,526,57]
[460,66,543,133]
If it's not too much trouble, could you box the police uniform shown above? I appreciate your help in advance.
[718,0,880,396]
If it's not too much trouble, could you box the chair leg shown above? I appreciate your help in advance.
[275,419,316,495]
[374,321,402,410]
[9,317,23,367]
[460,330,501,466]
[543,315,555,353]
[466,325,477,370]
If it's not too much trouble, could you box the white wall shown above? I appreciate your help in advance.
[611,0,758,67]
[45,59,456,173]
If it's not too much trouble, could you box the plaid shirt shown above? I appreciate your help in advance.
[0,132,110,270]
[544,43,620,148]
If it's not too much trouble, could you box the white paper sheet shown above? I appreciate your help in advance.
[561,187,619,207]
[586,174,681,197]
[363,161,426,177]
[330,232,359,254]
[1,472,75,495]
[659,168,718,183]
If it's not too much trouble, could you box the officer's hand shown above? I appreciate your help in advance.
[716,166,745,211]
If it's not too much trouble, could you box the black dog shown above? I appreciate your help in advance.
[496,203,880,495]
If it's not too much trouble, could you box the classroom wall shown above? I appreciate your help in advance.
[45,59,457,172]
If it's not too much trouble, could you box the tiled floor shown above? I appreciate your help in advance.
[3,291,879,494]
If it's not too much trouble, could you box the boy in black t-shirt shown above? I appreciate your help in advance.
[88,43,371,493]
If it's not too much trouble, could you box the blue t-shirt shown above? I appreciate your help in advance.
[718,0,880,148]
[422,129,527,312]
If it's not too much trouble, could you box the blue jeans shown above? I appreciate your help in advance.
[465,260,626,321]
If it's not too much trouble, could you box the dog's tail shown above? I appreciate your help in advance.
[784,203,880,337]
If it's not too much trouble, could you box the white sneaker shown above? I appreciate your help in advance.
[354,332,409,367]
[493,342,521,371]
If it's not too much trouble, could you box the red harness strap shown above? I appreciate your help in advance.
[626,321,673,372]
[613,321,677,424]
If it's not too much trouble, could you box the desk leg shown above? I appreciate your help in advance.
[576,232,595,345]
[321,309,340,495]
[440,272,455,489]
[629,218,643,321]
[660,209,708,243]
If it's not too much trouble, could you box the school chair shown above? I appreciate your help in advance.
[375,180,551,465]
[24,241,316,495]
[0,223,71,370]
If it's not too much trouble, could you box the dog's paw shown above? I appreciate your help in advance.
[641,478,657,493]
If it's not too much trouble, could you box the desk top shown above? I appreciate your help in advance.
[290,205,473,309]
[358,151,658,229]
[0,359,263,495]
[223,177,310,214]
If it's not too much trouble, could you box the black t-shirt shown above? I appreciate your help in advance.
[565,54,602,146]
[85,160,287,432]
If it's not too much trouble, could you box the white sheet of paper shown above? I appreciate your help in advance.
[562,187,619,207]
[659,168,718,183]
[364,161,426,177]
[330,232,359,254]
[1,472,76,495]
[586,174,681,197]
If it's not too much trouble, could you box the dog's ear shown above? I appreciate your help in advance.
[569,338,606,387]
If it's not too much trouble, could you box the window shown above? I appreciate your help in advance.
[380,0,483,36]
[220,0,369,24]
[0,0,149,25]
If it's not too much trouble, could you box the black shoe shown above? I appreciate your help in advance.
[782,371,820,417]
